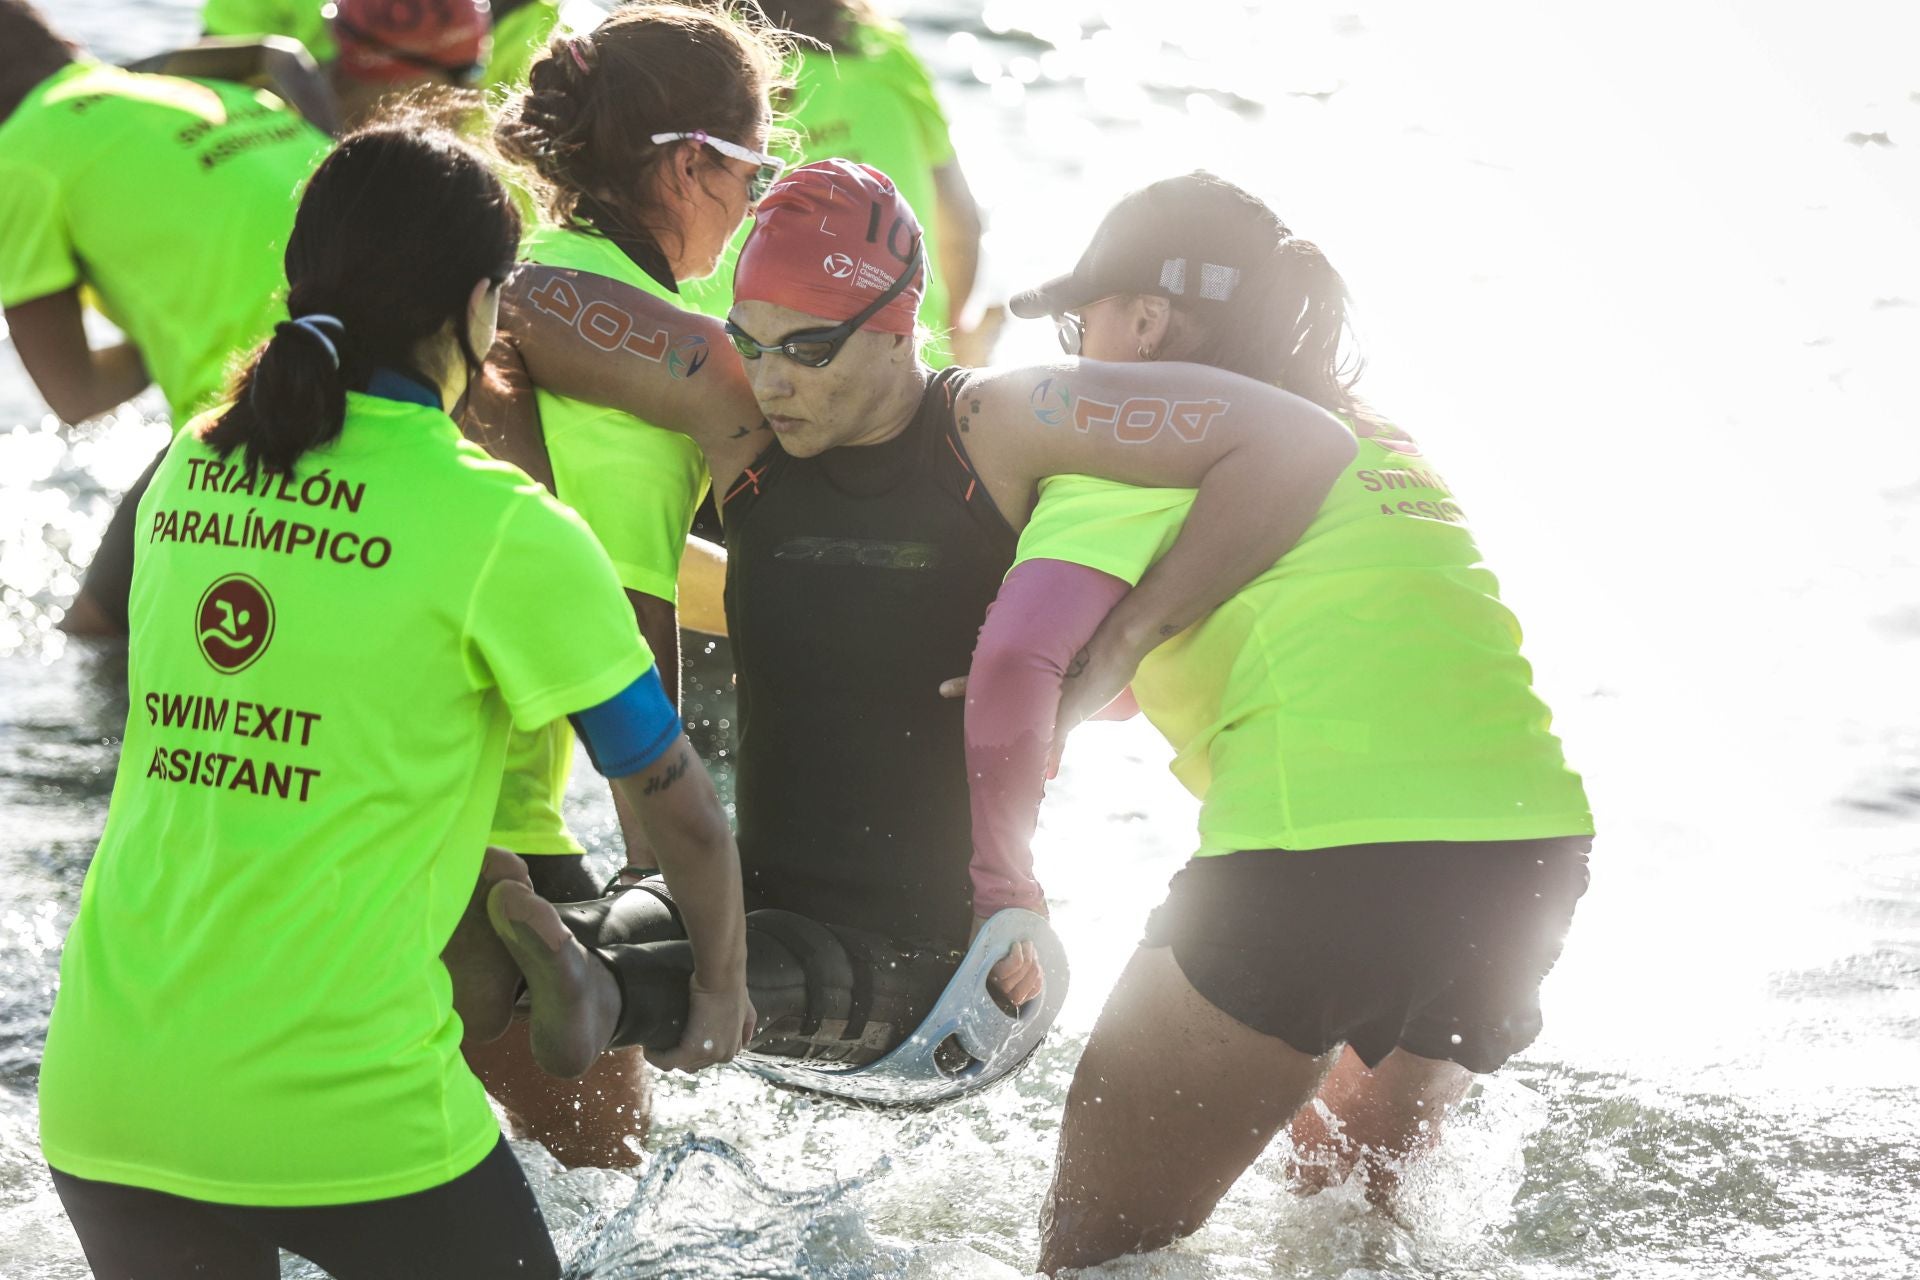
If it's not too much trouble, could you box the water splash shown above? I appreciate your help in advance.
[553,1134,886,1279]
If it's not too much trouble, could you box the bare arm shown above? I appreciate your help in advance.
[965,358,1356,669]
[610,739,753,1069]
[493,266,770,495]
[676,536,728,637]
[463,332,555,487]
[4,289,150,424]
[126,38,339,135]
[931,160,983,332]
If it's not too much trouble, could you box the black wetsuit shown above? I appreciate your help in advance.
[577,367,1018,1061]
[723,365,1016,948]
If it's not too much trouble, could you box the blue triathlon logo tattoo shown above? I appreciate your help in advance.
[668,332,710,379]
[1030,377,1074,427]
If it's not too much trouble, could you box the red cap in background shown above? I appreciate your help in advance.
[328,0,491,86]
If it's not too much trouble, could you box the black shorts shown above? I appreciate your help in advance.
[50,1136,558,1280]
[1141,836,1591,1073]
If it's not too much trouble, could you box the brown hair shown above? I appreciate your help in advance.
[0,0,77,126]
[1149,188,1380,431]
[494,3,789,257]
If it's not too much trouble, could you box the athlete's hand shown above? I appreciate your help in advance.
[647,979,756,1074]
[970,914,1045,1009]
[1047,638,1141,775]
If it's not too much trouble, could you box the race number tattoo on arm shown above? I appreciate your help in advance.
[1027,378,1231,444]
[642,747,693,796]
[1064,646,1091,679]
[525,276,711,378]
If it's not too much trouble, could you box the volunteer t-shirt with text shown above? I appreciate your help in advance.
[1015,415,1594,855]
[37,389,652,1205]
[0,62,328,423]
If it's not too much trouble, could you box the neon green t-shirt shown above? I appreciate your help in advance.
[488,222,709,856]
[202,0,334,63]
[525,223,711,602]
[683,20,959,363]
[0,63,329,424]
[484,0,564,96]
[1016,418,1594,855]
[38,389,653,1205]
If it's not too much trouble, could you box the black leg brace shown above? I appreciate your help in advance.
[555,886,959,1065]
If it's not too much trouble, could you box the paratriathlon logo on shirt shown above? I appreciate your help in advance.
[823,252,856,279]
[196,574,275,674]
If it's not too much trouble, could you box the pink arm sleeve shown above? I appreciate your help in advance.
[965,558,1133,917]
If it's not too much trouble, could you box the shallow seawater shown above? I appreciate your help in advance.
[4,0,1920,1277]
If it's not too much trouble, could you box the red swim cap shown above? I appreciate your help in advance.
[733,159,924,336]
[329,0,491,86]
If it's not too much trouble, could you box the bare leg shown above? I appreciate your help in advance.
[486,880,622,1079]
[1038,947,1337,1276]
[1287,1047,1473,1207]
[464,1027,650,1169]
[465,856,652,1169]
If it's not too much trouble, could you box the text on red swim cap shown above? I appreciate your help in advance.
[732,159,925,336]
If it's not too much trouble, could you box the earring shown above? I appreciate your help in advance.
[1137,343,1156,359]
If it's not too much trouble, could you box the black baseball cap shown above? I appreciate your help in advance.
[1009,171,1288,319]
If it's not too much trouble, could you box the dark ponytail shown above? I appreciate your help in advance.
[204,122,521,479]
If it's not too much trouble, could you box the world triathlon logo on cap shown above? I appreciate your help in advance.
[823,253,855,279]
[195,574,275,674]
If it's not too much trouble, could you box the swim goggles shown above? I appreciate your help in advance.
[724,239,924,368]
[649,130,784,203]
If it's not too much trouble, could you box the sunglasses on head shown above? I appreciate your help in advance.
[725,239,925,369]
[650,130,784,203]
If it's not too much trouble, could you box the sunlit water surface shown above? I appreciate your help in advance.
[3,1,1918,1276]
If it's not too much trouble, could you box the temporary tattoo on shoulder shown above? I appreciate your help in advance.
[959,396,982,433]
[526,275,701,374]
[642,747,693,796]
[667,333,709,379]
[1028,376,1229,444]
[1030,377,1075,427]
